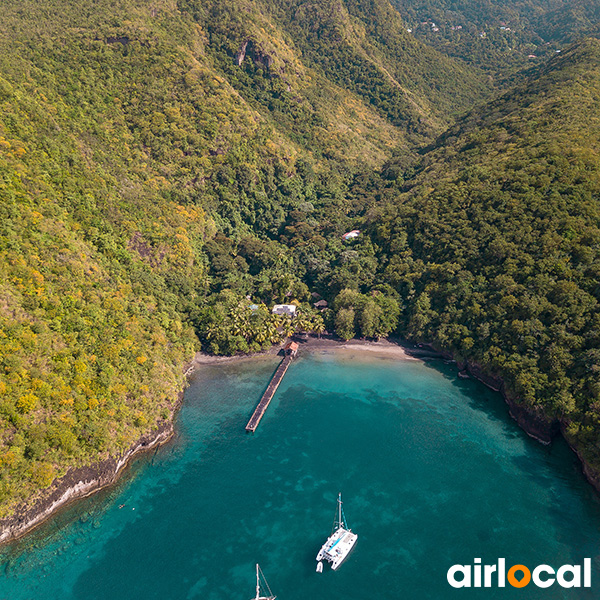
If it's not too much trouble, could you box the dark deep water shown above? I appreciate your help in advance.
[1,348,600,599]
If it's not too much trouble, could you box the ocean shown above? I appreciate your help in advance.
[1,347,599,599]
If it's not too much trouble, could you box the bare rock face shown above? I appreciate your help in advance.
[235,40,249,66]
[504,396,561,445]
[234,39,274,69]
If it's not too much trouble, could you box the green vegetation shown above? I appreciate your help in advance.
[1,0,600,519]
[391,0,600,80]
[364,38,600,469]
[331,288,401,340]
[196,292,324,355]
[0,0,489,515]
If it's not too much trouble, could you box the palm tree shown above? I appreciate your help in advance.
[254,323,269,344]
[292,316,308,336]
[230,302,250,338]
[281,317,295,339]
[311,313,326,338]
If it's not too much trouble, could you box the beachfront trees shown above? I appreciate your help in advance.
[335,308,356,341]
[310,313,326,338]
[331,288,401,339]
[197,294,328,352]
[359,299,382,339]
[199,295,283,355]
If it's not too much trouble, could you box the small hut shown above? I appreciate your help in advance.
[284,341,299,357]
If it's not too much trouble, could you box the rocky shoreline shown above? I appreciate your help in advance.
[0,397,182,545]
[2,334,599,544]
[425,345,600,494]
[459,360,561,445]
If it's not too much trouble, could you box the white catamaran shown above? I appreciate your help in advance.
[315,492,358,572]
[251,564,276,600]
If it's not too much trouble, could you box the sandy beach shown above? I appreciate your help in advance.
[187,335,439,373]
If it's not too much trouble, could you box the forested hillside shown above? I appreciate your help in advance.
[361,38,600,469]
[1,0,600,522]
[0,0,493,517]
[391,0,600,80]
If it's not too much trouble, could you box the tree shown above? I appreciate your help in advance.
[358,299,382,339]
[374,295,401,338]
[333,288,361,311]
[335,308,355,341]
[311,313,326,338]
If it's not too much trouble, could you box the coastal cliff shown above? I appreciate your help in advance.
[461,358,600,495]
[463,361,561,445]
[412,341,600,492]
[0,420,175,544]
[413,343,561,445]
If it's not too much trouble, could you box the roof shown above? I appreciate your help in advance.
[314,299,328,308]
[285,341,299,351]
[272,304,297,315]
[342,230,360,240]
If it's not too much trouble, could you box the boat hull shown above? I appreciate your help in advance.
[315,527,358,571]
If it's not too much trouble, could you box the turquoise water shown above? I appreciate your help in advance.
[1,348,600,599]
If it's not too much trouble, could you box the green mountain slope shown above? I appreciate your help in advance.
[364,38,600,469]
[391,0,600,79]
[0,0,494,517]
[1,0,600,523]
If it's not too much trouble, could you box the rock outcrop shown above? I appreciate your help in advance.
[235,39,274,68]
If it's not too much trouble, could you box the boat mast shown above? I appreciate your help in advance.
[255,564,275,600]
[338,493,342,529]
[255,564,260,600]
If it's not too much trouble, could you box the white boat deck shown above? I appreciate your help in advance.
[316,527,358,570]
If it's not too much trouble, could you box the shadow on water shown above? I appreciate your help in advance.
[419,357,511,419]
[417,356,600,568]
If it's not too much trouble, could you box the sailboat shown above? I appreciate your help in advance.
[315,492,358,572]
[251,563,276,600]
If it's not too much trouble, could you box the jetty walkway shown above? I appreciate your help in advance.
[245,342,298,432]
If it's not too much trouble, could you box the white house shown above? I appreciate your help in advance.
[272,304,297,317]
